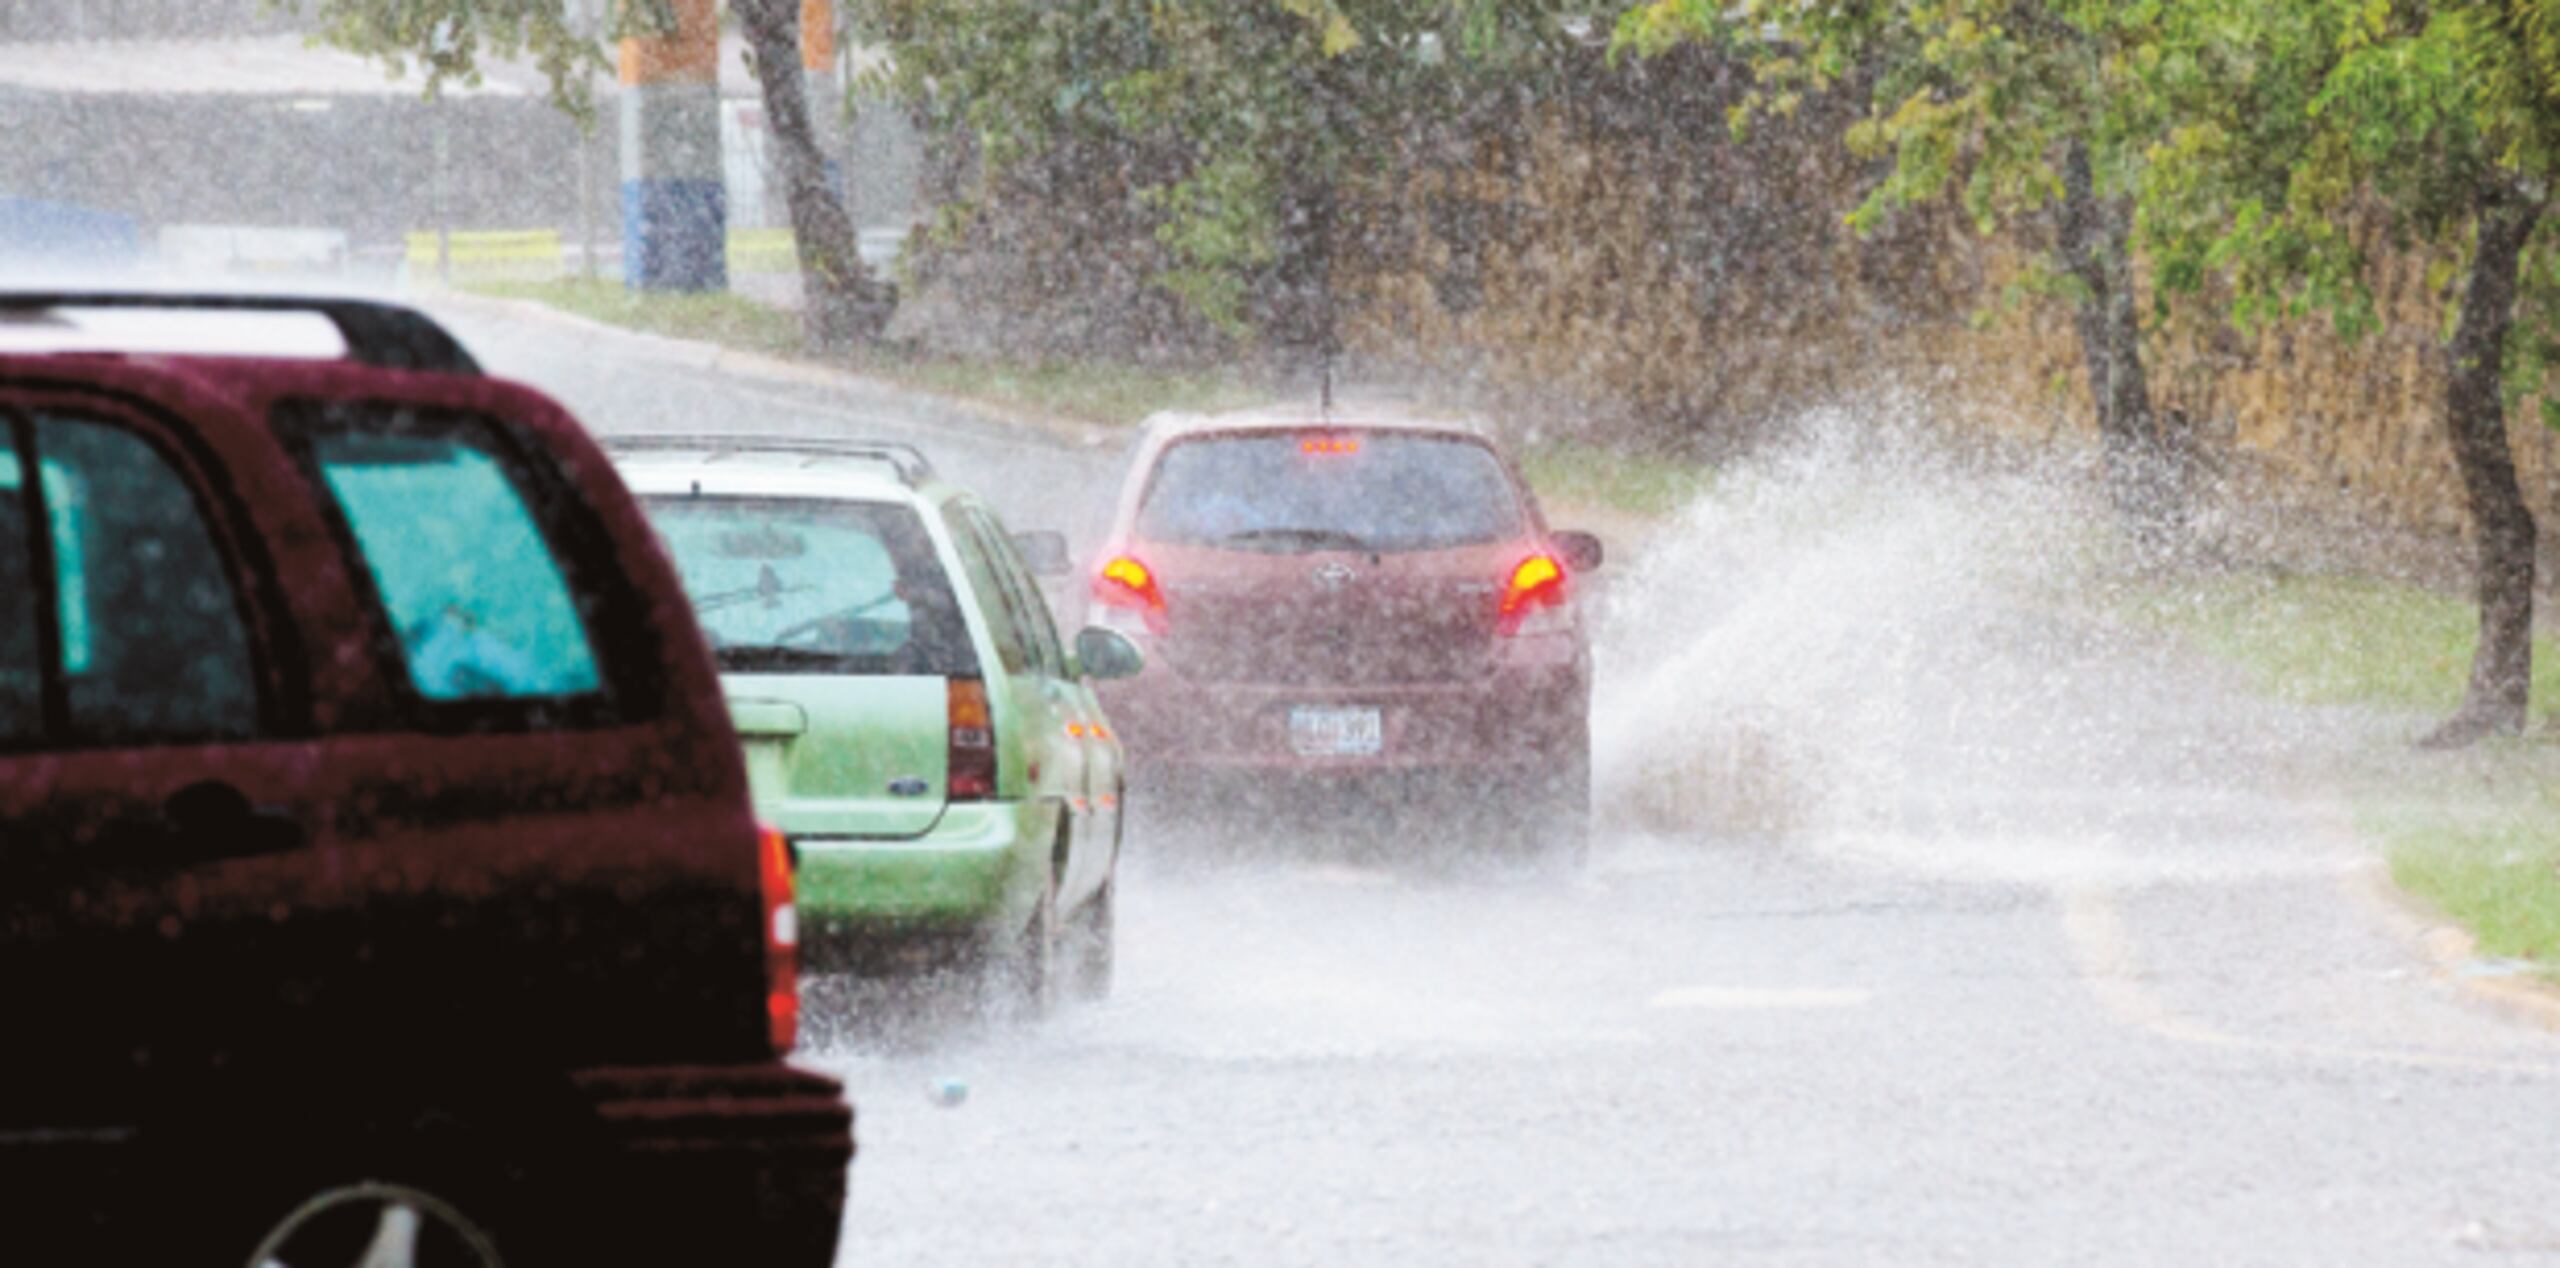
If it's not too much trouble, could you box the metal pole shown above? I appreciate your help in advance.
[578,120,598,279]
[577,0,601,280]
[433,96,452,285]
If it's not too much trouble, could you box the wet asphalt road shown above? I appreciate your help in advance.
[446,299,2560,1266]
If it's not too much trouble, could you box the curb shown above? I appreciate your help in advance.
[420,287,1125,454]
[2343,859,2560,1034]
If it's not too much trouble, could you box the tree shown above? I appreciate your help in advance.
[850,0,1585,375]
[306,0,618,122]
[733,0,893,346]
[1613,0,2198,547]
[2146,0,2560,744]
[308,0,891,350]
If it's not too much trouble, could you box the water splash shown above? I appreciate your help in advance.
[1591,406,2367,885]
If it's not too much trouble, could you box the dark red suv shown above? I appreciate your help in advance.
[0,295,849,1264]
[1084,407,1601,856]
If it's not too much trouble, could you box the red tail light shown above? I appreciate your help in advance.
[757,822,798,1054]
[1094,554,1168,634]
[948,676,997,800]
[1496,554,1568,635]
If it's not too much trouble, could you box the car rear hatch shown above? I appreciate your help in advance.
[1149,540,1511,685]
[637,489,982,840]
[1117,427,1534,687]
[728,675,951,838]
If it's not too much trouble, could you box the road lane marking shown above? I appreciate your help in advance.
[1647,986,1870,1010]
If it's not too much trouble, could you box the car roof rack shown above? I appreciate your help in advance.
[601,433,938,486]
[0,291,481,375]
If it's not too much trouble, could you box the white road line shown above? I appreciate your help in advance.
[1647,986,1871,1010]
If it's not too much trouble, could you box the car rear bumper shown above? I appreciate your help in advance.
[558,1060,854,1265]
[1096,639,1587,776]
[0,1058,855,1265]
[788,801,1051,958]
[570,1060,852,1164]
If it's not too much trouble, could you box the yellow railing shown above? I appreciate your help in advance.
[404,228,804,277]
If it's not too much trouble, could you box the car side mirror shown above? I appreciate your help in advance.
[1014,530,1072,578]
[1553,530,1604,573]
[1074,626,1145,681]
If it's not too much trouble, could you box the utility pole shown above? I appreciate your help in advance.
[432,95,452,285]
[574,0,602,279]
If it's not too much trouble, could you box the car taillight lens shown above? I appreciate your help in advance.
[948,676,997,800]
[758,821,798,1054]
[1093,554,1168,635]
[1496,553,1568,636]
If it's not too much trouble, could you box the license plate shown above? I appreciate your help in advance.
[1288,706,1382,757]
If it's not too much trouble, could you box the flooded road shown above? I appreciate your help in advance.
[449,299,2560,1265]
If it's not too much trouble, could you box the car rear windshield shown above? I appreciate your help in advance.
[645,495,978,677]
[1134,431,1525,553]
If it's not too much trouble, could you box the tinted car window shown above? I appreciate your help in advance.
[1135,432,1524,553]
[645,495,979,676]
[946,508,1041,676]
[311,428,603,702]
[0,444,40,742]
[0,416,258,743]
[963,507,1067,678]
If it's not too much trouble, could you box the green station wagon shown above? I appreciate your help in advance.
[610,436,1140,1013]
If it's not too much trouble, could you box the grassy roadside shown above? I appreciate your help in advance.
[467,277,1264,429]
[2132,571,2560,974]
[1518,443,1715,520]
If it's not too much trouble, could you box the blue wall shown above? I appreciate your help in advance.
[0,197,142,267]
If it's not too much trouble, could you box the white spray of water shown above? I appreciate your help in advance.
[1591,408,2367,886]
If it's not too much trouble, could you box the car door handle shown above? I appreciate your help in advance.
[157,779,307,861]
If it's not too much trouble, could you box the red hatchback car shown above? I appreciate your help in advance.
[1084,407,1601,856]
[0,294,849,1265]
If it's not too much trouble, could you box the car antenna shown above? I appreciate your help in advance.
[1319,356,1334,419]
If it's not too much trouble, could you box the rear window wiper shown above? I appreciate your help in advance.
[1213,526,1373,552]
[692,564,815,615]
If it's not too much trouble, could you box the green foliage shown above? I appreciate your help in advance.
[849,1,1594,334]
[1612,1,2177,245]
[2143,0,2560,408]
[301,0,670,125]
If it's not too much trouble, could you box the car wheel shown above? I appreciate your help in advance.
[979,866,1058,1020]
[173,1100,556,1268]
[1513,739,1591,869]
[246,1180,508,1268]
[1066,877,1117,1001]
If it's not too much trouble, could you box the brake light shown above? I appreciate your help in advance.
[948,677,997,800]
[1301,435,1360,455]
[757,822,798,1054]
[1496,554,1568,635]
[1094,554,1168,634]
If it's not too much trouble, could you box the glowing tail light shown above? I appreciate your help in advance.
[1496,554,1568,635]
[757,822,798,1054]
[948,676,998,800]
[1093,554,1168,634]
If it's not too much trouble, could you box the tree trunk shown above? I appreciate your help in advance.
[736,0,890,350]
[2058,140,2188,551]
[2422,178,2543,748]
[1275,174,1339,392]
